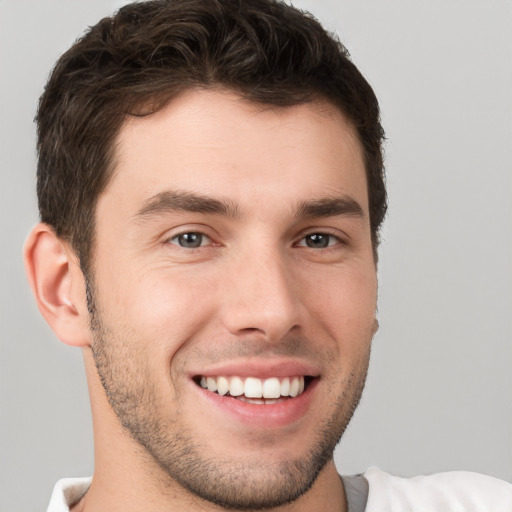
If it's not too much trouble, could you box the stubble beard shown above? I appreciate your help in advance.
[86,280,371,510]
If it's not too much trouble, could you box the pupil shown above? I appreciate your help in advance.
[179,233,202,248]
[306,234,329,248]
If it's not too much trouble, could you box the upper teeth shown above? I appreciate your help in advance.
[199,376,305,399]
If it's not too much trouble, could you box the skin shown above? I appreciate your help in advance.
[25,88,378,512]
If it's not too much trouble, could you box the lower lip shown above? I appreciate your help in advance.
[194,379,318,429]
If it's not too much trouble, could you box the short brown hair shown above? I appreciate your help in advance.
[36,0,387,274]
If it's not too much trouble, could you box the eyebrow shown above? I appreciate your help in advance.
[295,196,364,219]
[135,190,364,222]
[135,190,240,220]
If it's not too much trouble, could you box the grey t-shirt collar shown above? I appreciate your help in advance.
[341,475,369,512]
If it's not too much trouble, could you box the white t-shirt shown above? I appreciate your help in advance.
[47,468,512,512]
[363,467,512,511]
[47,477,91,512]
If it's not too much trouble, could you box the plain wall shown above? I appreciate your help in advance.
[1,1,510,510]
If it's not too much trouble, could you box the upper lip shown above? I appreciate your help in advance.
[189,358,321,379]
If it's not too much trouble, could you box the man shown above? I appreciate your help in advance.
[23,0,511,511]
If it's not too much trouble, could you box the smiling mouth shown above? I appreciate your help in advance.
[194,375,313,404]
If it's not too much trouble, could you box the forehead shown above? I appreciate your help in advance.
[103,88,368,217]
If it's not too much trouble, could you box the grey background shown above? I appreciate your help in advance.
[1,1,511,510]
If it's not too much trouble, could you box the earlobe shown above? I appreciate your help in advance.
[373,318,379,336]
[23,223,91,347]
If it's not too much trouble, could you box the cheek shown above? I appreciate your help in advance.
[302,265,377,349]
[105,269,220,354]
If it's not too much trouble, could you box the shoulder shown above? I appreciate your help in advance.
[363,467,512,512]
[47,477,92,512]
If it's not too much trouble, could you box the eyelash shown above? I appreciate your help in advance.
[168,232,212,249]
[167,231,343,250]
[294,233,343,249]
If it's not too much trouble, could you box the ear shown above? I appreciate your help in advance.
[373,318,380,337]
[23,223,91,347]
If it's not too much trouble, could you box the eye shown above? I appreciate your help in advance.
[169,232,211,249]
[297,233,340,249]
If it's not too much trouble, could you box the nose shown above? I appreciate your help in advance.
[219,244,303,343]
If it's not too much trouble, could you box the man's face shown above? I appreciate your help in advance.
[88,89,377,509]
